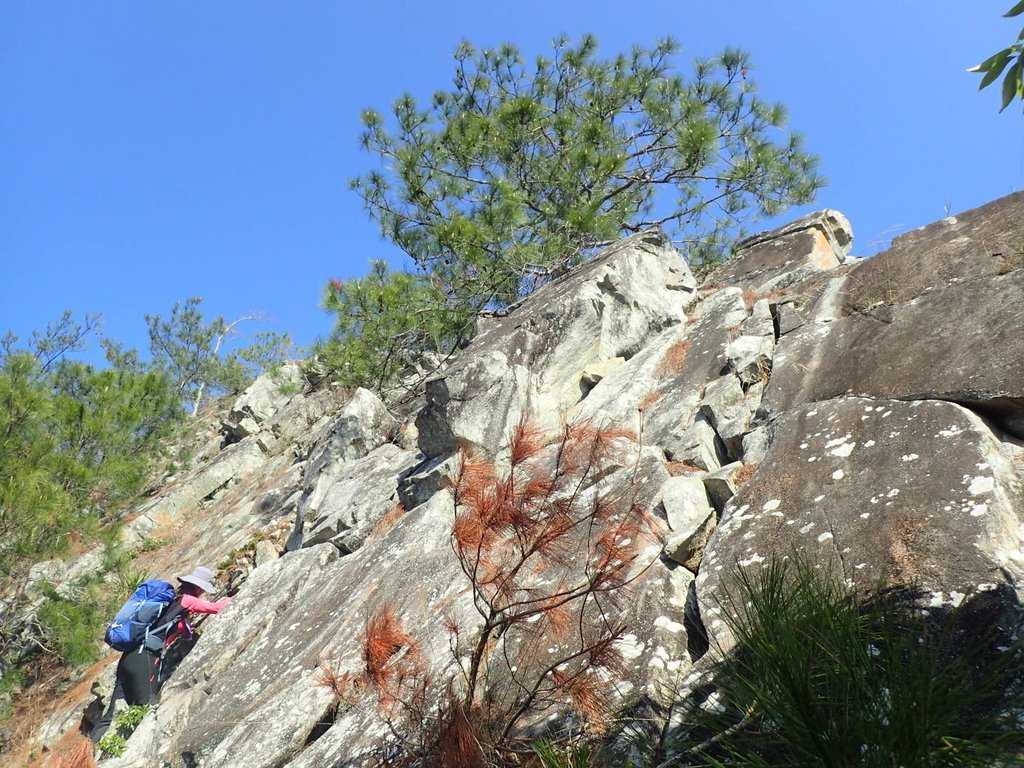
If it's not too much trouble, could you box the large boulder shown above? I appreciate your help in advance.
[16,194,1024,768]
[301,443,421,552]
[703,208,854,292]
[765,271,1024,435]
[697,397,1024,649]
[765,193,1024,436]
[416,229,697,460]
[222,364,306,441]
[110,476,690,767]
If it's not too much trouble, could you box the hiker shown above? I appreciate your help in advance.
[89,566,232,743]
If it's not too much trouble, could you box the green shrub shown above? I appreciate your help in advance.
[36,583,108,668]
[97,704,151,757]
[35,571,133,668]
[532,739,597,768]
[96,731,127,758]
[665,557,1024,767]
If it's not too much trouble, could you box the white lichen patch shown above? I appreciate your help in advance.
[236,679,262,700]
[938,426,964,438]
[832,469,845,480]
[968,476,995,496]
[799,523,815,534]
[738,554,765,567]
[614,634,645,661]
[654,616,687,634]
[814,494,825,502]
[830,442,856,458]
[825,435,853,449]
[864,439,876,448]
[901,453,919,462]
[886,488,900,498]
[970,502,989,517]
[817,532,834,543]
[763,499,781,512]
[860,512,870,519]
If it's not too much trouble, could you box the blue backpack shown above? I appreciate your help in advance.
[104,579,177,652]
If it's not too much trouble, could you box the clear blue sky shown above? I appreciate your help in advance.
[2,2,1022,363]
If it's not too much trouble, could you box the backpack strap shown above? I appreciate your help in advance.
[139,597,189,654]
[147,597,195,683]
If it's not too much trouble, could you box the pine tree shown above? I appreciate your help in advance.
[330,35,822,391]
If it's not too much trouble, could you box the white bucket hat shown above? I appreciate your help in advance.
[177,566,216,594]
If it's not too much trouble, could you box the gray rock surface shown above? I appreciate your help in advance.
[697,397,1024,651]
[416,228,696,460]
[704,208,854,291]
[301,443,420,552]
[222,363,305,440]
[660,476,717,572]
[14,194,1024,768]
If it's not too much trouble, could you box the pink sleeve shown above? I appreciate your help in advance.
[181,593,233,614]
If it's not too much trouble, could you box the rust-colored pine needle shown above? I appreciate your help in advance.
[434,701,486,768]
[364,606,416,690]
[588,633,628,677]
[507,418,547,467]
[315,660,353,702]
[565,672,613,734]
[540,595,573,640]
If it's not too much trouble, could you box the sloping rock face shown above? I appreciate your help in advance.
[696,192,1024,651]
[415,229,697,459]
[764,194,1024,438]
[13,193,1024,768]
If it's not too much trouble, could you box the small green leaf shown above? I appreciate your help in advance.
[1005,0,1024,17]
[971,48,1011,76]
[1000,59,1023,111]
[979,50,1013,88]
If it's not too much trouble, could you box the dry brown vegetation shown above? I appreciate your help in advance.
[637,388,662,413]
[46,738,95,768]
[654,339,692,378]
[740,287,786,309]
[666,460,705,476]
[356,418,658,765]
[732,463,760,486]
[369,503,408,539]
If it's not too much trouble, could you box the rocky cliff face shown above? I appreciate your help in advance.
[15,193,1024,767]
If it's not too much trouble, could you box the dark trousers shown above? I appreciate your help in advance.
[89,648,162,743]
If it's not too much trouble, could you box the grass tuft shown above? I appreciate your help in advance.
[662,557,1024,767]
